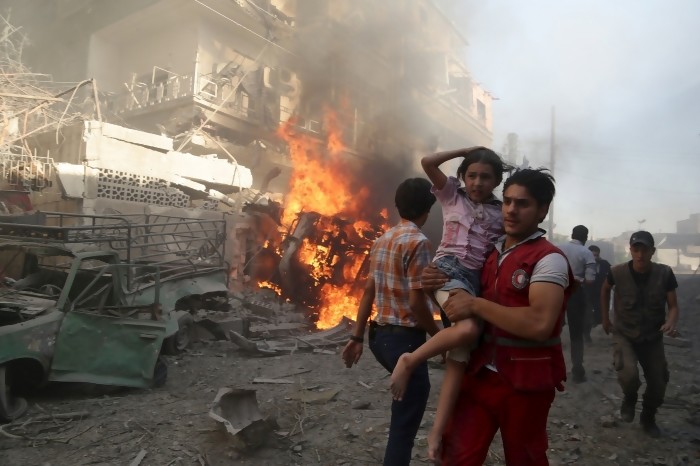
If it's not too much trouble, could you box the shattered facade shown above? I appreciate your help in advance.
[2,0,494,302]
[8,0,492,182]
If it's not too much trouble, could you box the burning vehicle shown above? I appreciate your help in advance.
[0,212,228,421]
[254,210,385,321]
[245,114,391,329]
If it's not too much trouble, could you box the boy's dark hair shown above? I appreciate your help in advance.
[588,245,600,253]
[456,148,511,186]
[572,225,589,242]
[395,178,436,221]
[503,168,556,207]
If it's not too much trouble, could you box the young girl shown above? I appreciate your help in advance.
[389,146,507,461]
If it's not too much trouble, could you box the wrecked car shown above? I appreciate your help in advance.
[0,212,229,421]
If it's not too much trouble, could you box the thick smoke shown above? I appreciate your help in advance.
[289,0,452,226]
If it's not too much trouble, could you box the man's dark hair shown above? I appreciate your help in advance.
[456,148,511,186]
[395,178,436,221]
[572,225,589,242]
[588,245,600,253]
[503,168,556,207]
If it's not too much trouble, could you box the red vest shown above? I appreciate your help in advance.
[467,235,573,391]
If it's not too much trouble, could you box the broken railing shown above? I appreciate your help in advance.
[0,212,226,288]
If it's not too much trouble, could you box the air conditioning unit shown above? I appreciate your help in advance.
[263,66,274,89]
[262,67,300,97]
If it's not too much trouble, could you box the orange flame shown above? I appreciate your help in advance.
[258,281,282,295]
[274,108,387,329]
[316,284,360,329]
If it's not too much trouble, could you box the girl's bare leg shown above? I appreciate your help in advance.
[428,359,466,463]
[390,319,478,400]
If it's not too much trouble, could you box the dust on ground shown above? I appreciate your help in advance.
[2,281,700,466]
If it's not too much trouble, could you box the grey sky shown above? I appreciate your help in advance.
[450,0,700,239]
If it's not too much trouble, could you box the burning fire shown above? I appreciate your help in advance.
[272,108,388,329]
[278,108,370,226]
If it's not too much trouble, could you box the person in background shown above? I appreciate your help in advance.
[601,231,680,438]
[558,225,596,383]
[341,177,439,466]
[585,244,611,341]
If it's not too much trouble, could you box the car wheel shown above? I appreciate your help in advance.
[162,313,194,355]
[0,365,29,423]
[152,357,168,388]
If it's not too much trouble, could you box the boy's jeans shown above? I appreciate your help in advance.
[369,323,430,466]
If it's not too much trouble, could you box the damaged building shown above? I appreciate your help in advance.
[1,0,494,325]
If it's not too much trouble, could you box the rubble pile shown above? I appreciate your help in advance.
[0,15,93,204]
[190,290,353,356]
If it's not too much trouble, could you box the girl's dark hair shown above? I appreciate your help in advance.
[503,168,556,207]
[395,178,436,221]
[456,148,511,186]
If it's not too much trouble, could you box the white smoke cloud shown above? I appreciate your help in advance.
[449,0,700,238]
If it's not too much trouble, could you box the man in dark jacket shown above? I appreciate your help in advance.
[601,231,680,438]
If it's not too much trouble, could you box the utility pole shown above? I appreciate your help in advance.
[505,132,519,165]
[547,106,556,241]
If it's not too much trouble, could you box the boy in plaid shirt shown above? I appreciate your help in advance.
[342,177,440,466]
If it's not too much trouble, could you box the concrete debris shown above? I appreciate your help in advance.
[129,449,148,466]
[599,415,617,427]
[287,387,342,405]
[245,299,280,318]
[194,316,250,341]
[252,378,295,384]
[229,330,278,356]
[249,322,309,337]
[351,400,372,410]
[208,388,275,451]
[664,335,692,348]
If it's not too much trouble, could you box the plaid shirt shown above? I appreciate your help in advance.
[370,219,433,327]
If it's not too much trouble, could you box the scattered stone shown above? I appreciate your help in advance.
[663,335,691,348]
[683,384,700,395]
[651,457,667,466]
[600,415,618,427]
[351,399,371,410]
[563,447,581,464]
[288,387,342,404]
[292,445,302,452]
[608,453,618,461]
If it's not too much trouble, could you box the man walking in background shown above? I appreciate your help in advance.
[601,231,680,438]
[585,244,612,341]
[558,225,596,383]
